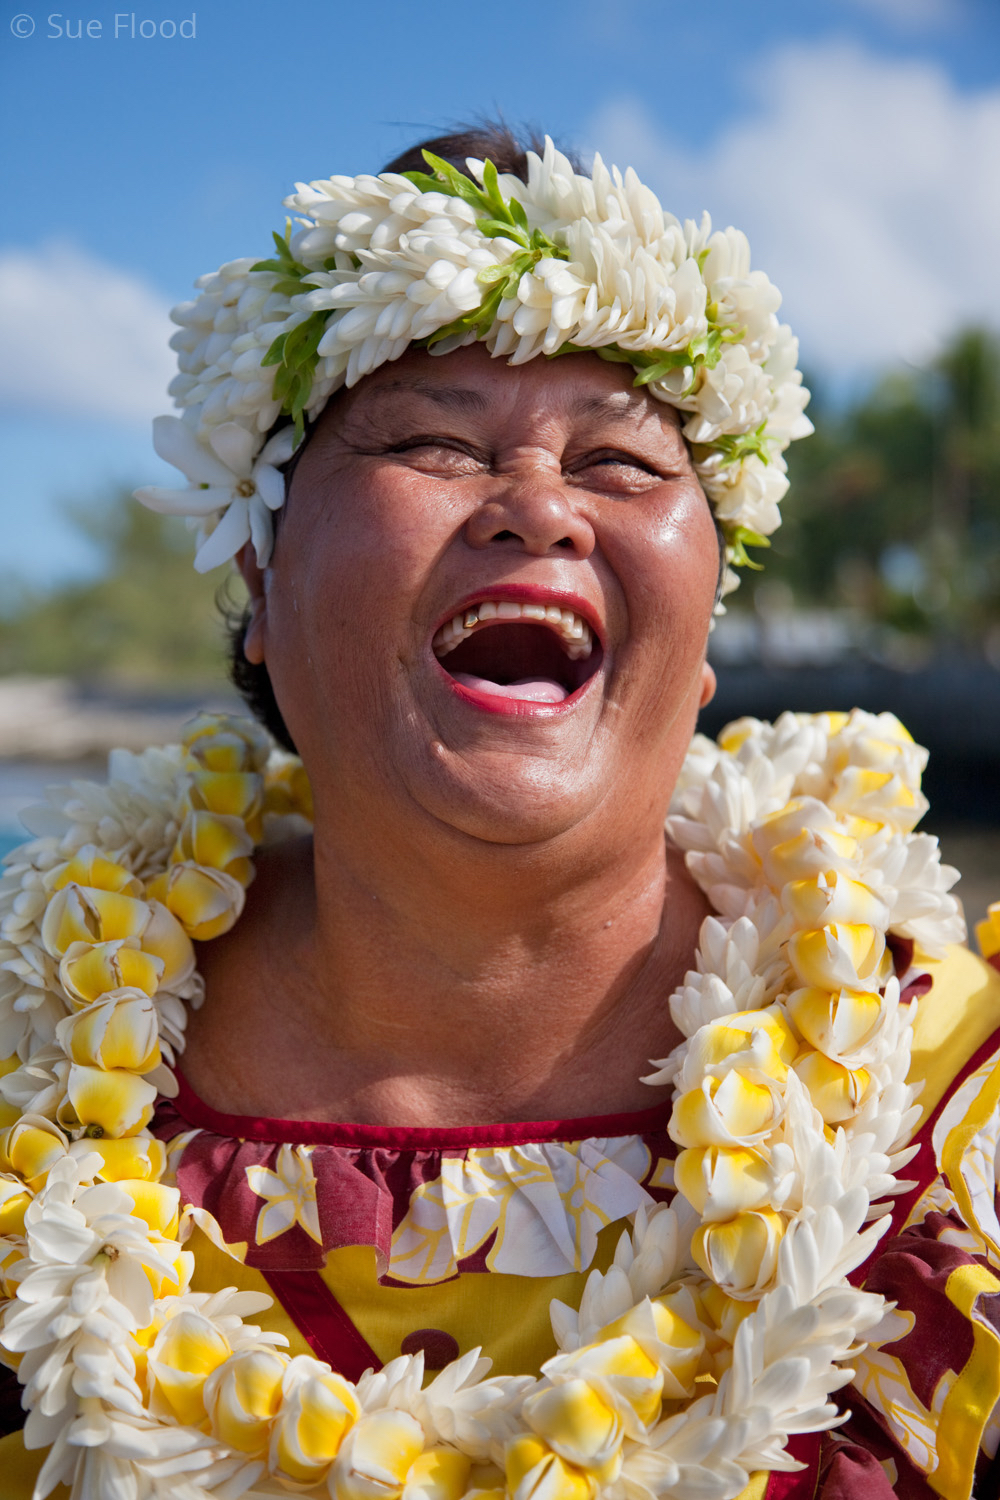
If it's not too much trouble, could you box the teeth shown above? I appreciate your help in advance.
[432,600,595,660]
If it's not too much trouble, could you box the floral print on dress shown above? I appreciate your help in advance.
[388,1137,653,1283]
[247,1143,323,1246]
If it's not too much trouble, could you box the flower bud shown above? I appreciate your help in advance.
[57,991,160,1073]
[183,712,271,773]
[142,1234,194,1300]
[172,810,255,887]
[265,760,313,821]
[793,1050,871,1123]
[697,1282,755,1345]
[504,1435,595,1500]
[61,1064,158,1138]
[47,847,142,898]
[146,863,245,942]
[782,871,888,930]
[594,1292,703,1401]
[461,1464,507,1500]
[522,1381,620,1476]
[675,1145,774,1222]
[976,901,1000,963]
[328,1408,424,1500]
[670,1071,780,1149]
[268,1356,360,1485]
[140,901,196,989]
[41,885,151,958]
[682,1018,791,1086]
[186,767,263,826]
[752,800,858,886]
[60,939,163,1007]
[148,1310,232,1426]
[0,1117,68,1189]
[691,1209,785,1293]
[119,1179,181,1237]
[788,922,888,991]
[0,1176,32,1235]
[203,1346,289,1456]
[402,1448,472,1500]
[786,986,882,1058]
[71,1134,166,1182]
[829,766,925,834]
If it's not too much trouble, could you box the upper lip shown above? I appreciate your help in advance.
[432,584,606,648]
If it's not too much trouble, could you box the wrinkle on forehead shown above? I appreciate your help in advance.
[355,377,667,422]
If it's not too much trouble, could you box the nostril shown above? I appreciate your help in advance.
[556,537,574,549]
[493,530,518,541]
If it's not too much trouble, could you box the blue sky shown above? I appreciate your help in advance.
[2,0,999,587]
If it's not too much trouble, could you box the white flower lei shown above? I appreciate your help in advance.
[134,141,813,586]
[0,709,965,1500]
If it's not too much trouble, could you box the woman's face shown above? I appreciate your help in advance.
[243,344,719,848]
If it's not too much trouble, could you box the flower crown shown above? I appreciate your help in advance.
[136,140,813,587]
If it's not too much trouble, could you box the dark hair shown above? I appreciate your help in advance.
[225,121,723,751]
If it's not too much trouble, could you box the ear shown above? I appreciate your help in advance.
[236,543,267,666]
[699,661,717,709]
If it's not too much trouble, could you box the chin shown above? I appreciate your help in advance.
[411,752,607,848]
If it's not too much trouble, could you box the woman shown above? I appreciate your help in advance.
[1,124,999,1500]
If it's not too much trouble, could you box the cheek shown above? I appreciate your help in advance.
[608,486,720,638]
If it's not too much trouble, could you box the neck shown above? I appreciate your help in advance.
[187,801,710,1126]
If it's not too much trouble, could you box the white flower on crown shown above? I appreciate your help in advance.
[137,138,812,579]
[136,416,296,571]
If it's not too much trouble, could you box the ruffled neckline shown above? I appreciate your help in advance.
[155,1072,677,1282]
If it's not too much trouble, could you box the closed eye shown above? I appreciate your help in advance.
[566,451,670,492]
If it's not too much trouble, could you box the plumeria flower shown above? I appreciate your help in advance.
[135,415,297,571]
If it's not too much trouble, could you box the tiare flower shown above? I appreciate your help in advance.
[135,415,297,571]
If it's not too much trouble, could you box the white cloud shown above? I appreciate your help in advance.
[588,42,1000,377]
[0,243,175,424]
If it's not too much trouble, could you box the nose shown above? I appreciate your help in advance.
[464,471,595,559]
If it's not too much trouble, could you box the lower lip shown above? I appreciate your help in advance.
[433,661,596,716]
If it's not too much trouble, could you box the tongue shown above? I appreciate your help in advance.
[452,671,568,703]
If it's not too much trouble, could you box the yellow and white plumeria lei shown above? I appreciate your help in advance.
[135,141,812,585]
[0,709,965,1500]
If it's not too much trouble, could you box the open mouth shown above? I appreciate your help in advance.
[432,599,603,705]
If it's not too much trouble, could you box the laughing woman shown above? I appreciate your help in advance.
[2,124,1000,1500]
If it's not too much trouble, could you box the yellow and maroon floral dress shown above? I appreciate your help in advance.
[3,944,1000,1500]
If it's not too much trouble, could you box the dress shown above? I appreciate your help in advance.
[3,943,999,1500]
